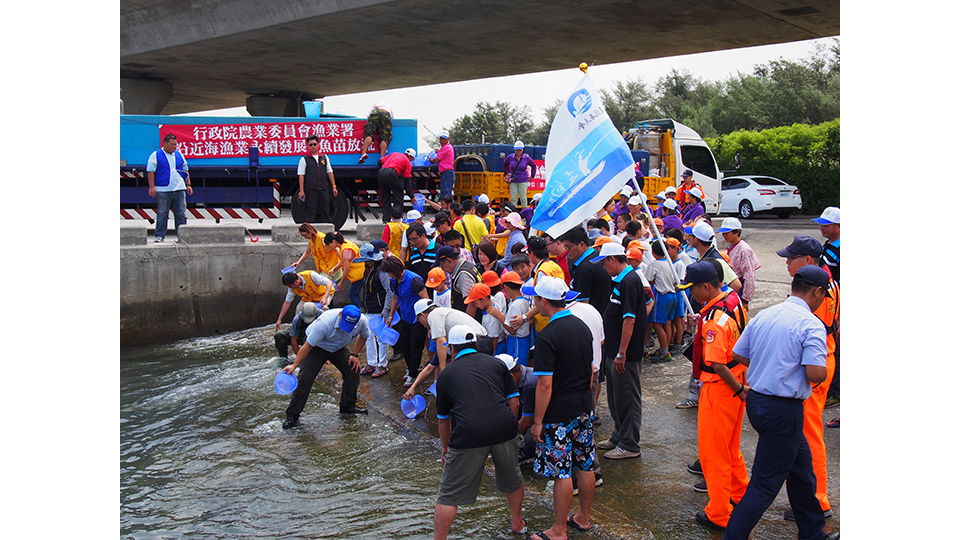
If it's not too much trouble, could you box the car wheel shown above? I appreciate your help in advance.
[738,200,754,219]
[776,209,793,219]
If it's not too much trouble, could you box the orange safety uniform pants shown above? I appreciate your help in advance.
[803,350,836,512]
[698,373,750,527]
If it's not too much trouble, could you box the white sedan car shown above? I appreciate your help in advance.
[720,175,802,219]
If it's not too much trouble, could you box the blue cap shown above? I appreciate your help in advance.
[339,305,362,332]
[793,265,830,289]
[353,242,383,263]
[436,245,459,261]
[677,260,720,289]
[682,169,694,177]
[776,236,822,259]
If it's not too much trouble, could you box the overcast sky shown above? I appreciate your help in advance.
[184,37,837,153]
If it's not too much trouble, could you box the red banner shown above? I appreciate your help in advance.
[530,159,547,191]
[158,120,367,159]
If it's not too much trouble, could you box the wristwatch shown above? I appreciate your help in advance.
[616,353,625,359]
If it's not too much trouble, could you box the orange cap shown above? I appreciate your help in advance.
[665,237,681,248]
[626,247,644,261]
[465,283,491,304]
[653,218,663,226]
[482,270,501,287]
[593,236,613,248]
[500,271,524,285]
[426,267,446,288]
[627,240,647,251]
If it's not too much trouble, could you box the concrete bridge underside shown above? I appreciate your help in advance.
[120,0,839,115]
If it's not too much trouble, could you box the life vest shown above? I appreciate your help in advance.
[450,260,482,315]
[306,233,339,275]
[341,240,365,282]
[153,149,187,187]
[293,271,332,303]
[385,221,408,258]
[690,291,746,380]
[364,263,387,313]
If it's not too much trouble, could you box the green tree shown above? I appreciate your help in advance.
[448,101,535,145]
[599,76,659,133]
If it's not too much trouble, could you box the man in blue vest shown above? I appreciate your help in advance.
[147,134,193,242]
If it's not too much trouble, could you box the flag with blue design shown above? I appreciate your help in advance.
[531,72,636,238]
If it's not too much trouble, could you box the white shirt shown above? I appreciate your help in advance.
[643,258,677,294]
[567,301,605,373]
[433,288,451,309]
[505,296,531,338]
[297,154,334,175]
[482,291,508,338]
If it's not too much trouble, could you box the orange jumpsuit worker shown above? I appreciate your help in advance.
[678,260,750,530]
[777,236,839,521]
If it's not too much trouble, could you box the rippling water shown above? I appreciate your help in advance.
[120,327,531,539]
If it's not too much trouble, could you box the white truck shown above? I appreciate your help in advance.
[626,119,723,215]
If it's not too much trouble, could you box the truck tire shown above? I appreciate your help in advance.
[776,209,793,219]
[330,189,349,231]
[738,200,754,219]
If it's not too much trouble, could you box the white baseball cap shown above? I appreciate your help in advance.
[628,195,643,206]
[447,324,480,345]
[514,140,524,149]
[812,207,840,225]
[662,199,678,211]
[404,148,416,158]
[656,191,666,200]
[438,130,449,139]
[691,221,714,242]
[520,275,580,301]
[687,187,704,199]
[717,217,742,233]
[497,353,517,371]
[414,298,435,316]
[404,209,422,223]
[532,193,542,202]
[476,193,490,204]
[665,186,677,194]
[590,241,627,263]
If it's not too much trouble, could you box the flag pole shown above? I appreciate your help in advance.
[630,177,696,317]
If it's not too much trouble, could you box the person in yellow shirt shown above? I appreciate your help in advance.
[453,199,489,255]
[324,231,365,307]
[292,223,340,280]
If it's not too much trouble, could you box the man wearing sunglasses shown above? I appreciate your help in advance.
[298,134,339,223]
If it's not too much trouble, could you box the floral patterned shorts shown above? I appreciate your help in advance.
[533,411,595,479]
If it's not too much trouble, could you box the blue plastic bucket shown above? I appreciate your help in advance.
[379,325,400,346]
[401,394,427,419]
[427,380,438,397]
[303,101,323,118]
[413,194,425,213]
[274,371,298,395]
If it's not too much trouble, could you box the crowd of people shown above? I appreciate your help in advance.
[268,124,841,538]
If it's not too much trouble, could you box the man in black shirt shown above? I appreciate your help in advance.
[591,242,651,461]
[434,325,526,538]
[524,276,597,538]
[560,226,612,316]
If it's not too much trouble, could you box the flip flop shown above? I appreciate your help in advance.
[511,518,528,535]
[357,153,368,164]
[567,515,590,532]
[529,531,556,540]
[826,417,839,428]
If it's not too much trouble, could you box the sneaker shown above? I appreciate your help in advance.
[282,417,300,430]
[695,510,725,530]
[403,377,415,388]
[518,453,535,466]
[676,398,699,409]
[603,447,640,460]
[372,367,389,378]
[669,343,684,355]
[824,395,840,409]
[650,350,673,363]
[594,472,603,487]
[693,479,708,493]
[359,365,375,375]
[687,459,703,475]
[389,352,404,363]
[596,439,616,450]
[154,237,164,243]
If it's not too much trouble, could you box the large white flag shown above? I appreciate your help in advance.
[531,72,635,238]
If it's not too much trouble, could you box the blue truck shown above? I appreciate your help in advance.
[120,113,438,230]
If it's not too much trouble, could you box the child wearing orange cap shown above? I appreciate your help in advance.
[465,282,507,353]
[426,267,450,309]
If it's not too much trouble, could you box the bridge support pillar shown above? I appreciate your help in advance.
[246,94,303,117]
[120,78,173,115]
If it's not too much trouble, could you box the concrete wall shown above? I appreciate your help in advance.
[120,224,348,349]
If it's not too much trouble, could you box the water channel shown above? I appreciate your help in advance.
[120,326,499,539]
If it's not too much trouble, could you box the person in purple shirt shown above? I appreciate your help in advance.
[681,187,706,224]
[503,141,538,208]
[519,193,540,233]
[660,199,684,232]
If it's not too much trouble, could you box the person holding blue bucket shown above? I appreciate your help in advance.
[354,241,394,378]
[281,305,370,429]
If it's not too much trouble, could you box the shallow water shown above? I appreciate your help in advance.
[120,327,528,540]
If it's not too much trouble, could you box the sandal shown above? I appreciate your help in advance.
[357,153,368,164]
[826,417,839,428]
